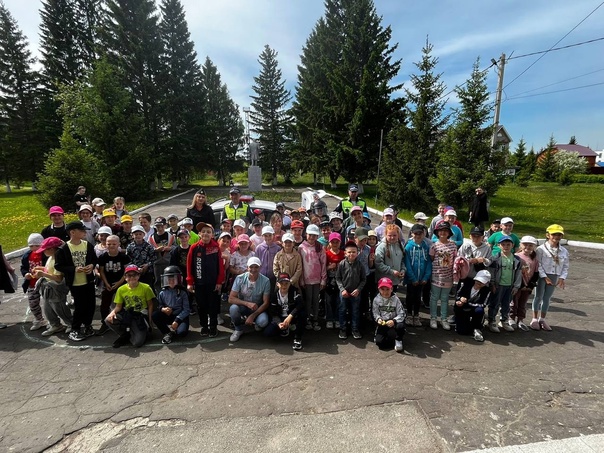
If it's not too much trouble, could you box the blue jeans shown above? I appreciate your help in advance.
[532,274,558,315]
[229,304,269,331]
[339,294,361,331]
[489,285,512,322]
[429,284,449,320]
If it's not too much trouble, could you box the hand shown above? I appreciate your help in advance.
[456,300,463,306]
[141,264,149,273]
[111,283,121,291]
[351,289,359,297]
[170,321,178,331]
[245,315,255,326]
[545,277,553,286]
[34,271,44,279]
[420,280,426,286]
[25,272,33,280]
[83,264,94,274]
[341,290,350,298]
[320,283,326,290]
[215,283,222,292]
[279,320,290,330]
[247,302,258,311]
[412,281,419,286]
[386,320,394,328]
[557,278,565,289]
[162,307,173,316]
[187,285,195,293]
[511,288,518,296]
[106,313,115,324]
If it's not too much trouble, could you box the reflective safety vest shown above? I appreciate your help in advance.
[341,198,367,217]
[224,202,250,221]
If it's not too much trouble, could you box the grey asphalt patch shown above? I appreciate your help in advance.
[48,403,446,453]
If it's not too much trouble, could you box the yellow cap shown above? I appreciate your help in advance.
[546,224,564,235]
[102,208,117,218]
[120,215,133,223]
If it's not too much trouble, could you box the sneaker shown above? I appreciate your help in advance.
[162,333,173,344]
[217,315,225,325]
[96,324,110,336]
[499,321,514,332]
[83,325,95,337]
[339,329,347,339]
[335,321,341,329]
[539,319,552,331]
[413,316,422,327]
[326,321,334,329]
[508,318,517,328]
[441,320,451,331]
[429,319,438,330]
[405,317,413,326]
[352,330,362,339]
[112,333,130,348]
[489,322,500,333]
[209,327,218,338]
[68,330,86,342]
[200,327,210,336]
[447,315,456,325]
[292,339,302,350]
[529,319,541,330]
[230,330,243,342]
[305,320,313,330]
[41,325,65,336]
[313,322,321,331]
[518,320,530,332]
[394,340,403,352]
[280,327,290,337]
[30,320,46,331]
[473,329,484,342]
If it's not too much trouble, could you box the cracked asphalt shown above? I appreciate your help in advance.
[0,189,602,452]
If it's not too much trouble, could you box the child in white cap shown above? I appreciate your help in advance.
[511,236,539,331]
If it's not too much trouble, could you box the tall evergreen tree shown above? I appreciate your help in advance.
[380,38,446,210]
[249,45,292,185]
[510,137,527,169]
[293,0,402,186]
[200,57,244,186]
[535,135,559,182]
[100,0,163,181]
[158,0,204,186]
[0,3,40,189]
[431,59,501,209]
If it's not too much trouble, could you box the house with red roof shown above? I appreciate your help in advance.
[537,143,597,167]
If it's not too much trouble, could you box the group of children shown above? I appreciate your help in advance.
[11,190,569,353]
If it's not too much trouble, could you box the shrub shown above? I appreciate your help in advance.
[572,174,604,184]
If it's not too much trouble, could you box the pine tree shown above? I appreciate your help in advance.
[431,59,500,209]
[535,135,559,182]
[158,0,205,186]
[200,57,245,186]
[249,45,292,185]
[510,137,527,169]
[0,3,40,189]
[380,38,446,210]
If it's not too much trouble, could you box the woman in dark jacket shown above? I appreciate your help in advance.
[470,187,489,229]
[186,189,215,230]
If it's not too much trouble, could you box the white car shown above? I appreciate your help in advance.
[210,195,277,226]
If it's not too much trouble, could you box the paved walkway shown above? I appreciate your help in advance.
[1,190,603,453]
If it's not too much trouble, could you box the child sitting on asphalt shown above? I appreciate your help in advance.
[265,272,306,350]
[372,277,406,352]
[152,266,190,344]
[454,270,491,342]
[336,240,366,340]
[105,264,155,348]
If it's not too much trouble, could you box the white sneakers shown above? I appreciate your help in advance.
[394,340,403,352]
[30,320,46,331]
[473,329,484,342]
[229,330,243,342]
[430,319,438,329]
[441,320,451,331]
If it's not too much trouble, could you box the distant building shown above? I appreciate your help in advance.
[537,143,597,167]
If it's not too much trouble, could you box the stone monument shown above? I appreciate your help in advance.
[248,140,262,192]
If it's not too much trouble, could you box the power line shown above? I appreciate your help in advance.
[503,2,604,90]
[437,61,496,101]
[505,81,604,101]
[507,36,604,60]
[508,67,604,97]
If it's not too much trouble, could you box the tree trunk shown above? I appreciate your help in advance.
[171,181,179,190]
[4,176,11,193]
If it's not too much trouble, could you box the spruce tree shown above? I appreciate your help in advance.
[0,3,40,189]
[158,0,204,186]
[431,59,500,209]
[381,38,446,210]
[249,45,292,185]
[535,135,559,182]
[510,137,527,169]
[200,57,244,186]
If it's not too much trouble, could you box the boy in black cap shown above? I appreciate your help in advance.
[265,273,306,350]
[55,221,98,341]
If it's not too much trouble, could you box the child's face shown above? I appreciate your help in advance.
[219,236,231,247]
[277,280,290,292]
[221,224,232,232]
[263,233,274,245]
[548,233,562,245]
[105,216,116,226]
[114,200,124,210]
[500,241,513,253]
[50,213,64,226]
[199,227,213,243]
[385,231,398,244]
[437,230,449,241]
[99,233,109,244]
[329,239,340,250]
[471,234,483,246]
[330,219,342,231]
[238,240,250,251]
[94,206,104,213]
[29,244,40,252]
[367,236,377,246]
[133,232,145,243]
[283,240,293,252]
[155,224,166,234]
[79,210,92,220]
[292,227,303,237]
[43,248,56,257]
[351,211,363,223]
[438,205,446,215]
[501,223,513,234]
[178,234,189,246]
[355,237,367,248]
[378,286,392,298]
[306,234,317,245]
[383,214,393,224]
[234,226,244,236]
[412,231,424,243]
[491,223,500,231]
[107,237,119,252]
[345,246,358,261]
[166,276,177,289]
[253,224,262,234]
[311,217,320,226]
[168,218,178,228]
[72,229,87,241]
[272,217,282,230]
[139,218,150,229]
[522,243,535,253]
[321,226,331,238]
[122,221,132,232]
[125,272,140,287]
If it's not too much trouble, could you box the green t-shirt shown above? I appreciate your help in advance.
[114,282,155,312]
[488,232,520,255]
[499,253,513,286]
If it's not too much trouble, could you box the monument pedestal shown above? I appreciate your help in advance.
[248,166,262,192]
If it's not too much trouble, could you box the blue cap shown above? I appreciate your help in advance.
[498,235,513,243]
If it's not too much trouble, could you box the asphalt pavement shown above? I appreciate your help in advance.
[1,188,603,453]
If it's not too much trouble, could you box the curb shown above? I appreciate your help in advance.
[313,188,604,250]
[5,189,195,260]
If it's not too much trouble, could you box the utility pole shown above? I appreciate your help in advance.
[491,53,506,148]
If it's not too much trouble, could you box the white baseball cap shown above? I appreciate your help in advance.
[234,219,246,228]
[501,217,514,224]
[444,209,457,217]
[306,224,320,236]
[98,226,112,235]
[247,256,262,267]
[262,226,275,235]
[474,270,491,285]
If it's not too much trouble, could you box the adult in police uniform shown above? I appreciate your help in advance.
[221,187,254,223]
[334,184,368,220]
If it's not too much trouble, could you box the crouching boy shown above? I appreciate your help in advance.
[105,264,155,348]
[454,270,491,342]
[372,277,406,352]
[264,273,307,350]
[152,266,190,344]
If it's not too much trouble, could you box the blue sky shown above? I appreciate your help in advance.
[5,0,604,153]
